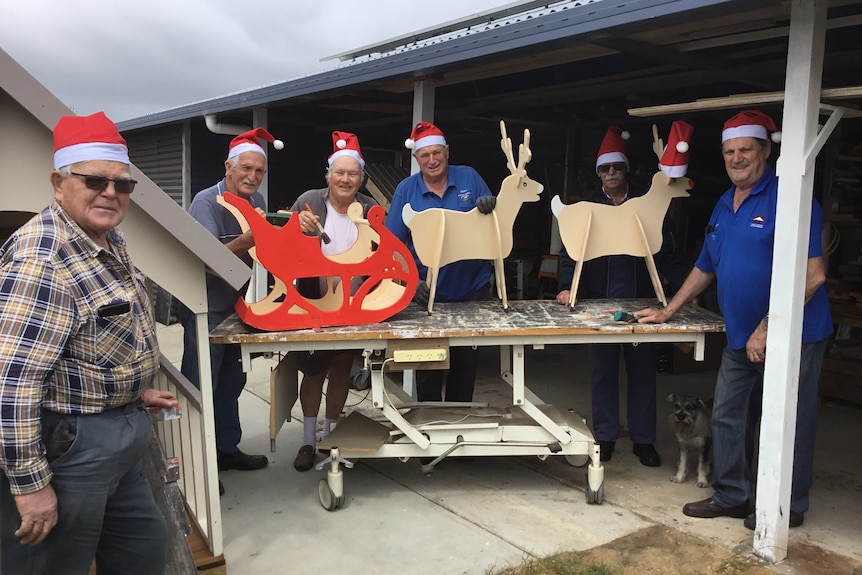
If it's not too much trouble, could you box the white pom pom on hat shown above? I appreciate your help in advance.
[274,140,284,150]
[676,141,689,153]
[336,139,347,149]
[404,138,415,150]
[621,130,630,141]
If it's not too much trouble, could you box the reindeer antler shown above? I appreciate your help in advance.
[500,120,518,175]
[500,120,533,176]
[652,124,664,160]
[518,129,532,174]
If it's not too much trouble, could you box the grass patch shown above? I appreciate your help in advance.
[490,551,616,575]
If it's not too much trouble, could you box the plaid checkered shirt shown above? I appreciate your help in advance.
[0,202,159,494]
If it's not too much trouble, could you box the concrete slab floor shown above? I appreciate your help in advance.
[157,324,862,575]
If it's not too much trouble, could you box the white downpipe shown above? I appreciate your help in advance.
[204,114,249,136]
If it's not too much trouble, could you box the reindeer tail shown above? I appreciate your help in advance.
[402,202,417,226]
[550,195,565,218]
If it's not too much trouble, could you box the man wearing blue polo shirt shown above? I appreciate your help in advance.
[636,110,832,530]
[386,121,496,402]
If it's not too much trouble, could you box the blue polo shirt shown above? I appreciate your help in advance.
[386,165,493,302]
[695,166,832,349]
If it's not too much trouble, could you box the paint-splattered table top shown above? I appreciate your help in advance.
[210,299,724,348]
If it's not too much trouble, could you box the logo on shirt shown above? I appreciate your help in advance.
[458,190,472,203]
[750,214,766,229]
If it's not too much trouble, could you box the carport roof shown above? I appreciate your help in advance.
[118,0,862,144]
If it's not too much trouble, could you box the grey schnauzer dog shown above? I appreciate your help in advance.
[667,393,712,487]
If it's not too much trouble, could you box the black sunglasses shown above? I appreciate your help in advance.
[597,162,627,174]
[69,172,137,194]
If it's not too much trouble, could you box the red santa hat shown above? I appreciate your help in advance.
[404,121,447,151]
[328,131,365,168]
[659,120,694,178]
[721,110,781,144]
[595,126,630,173]
[227,128,284,160]
[53,111,128,169]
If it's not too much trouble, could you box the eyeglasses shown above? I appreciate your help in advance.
[69,172,137,194]
[597,162,627,174]
[331,170,362,180]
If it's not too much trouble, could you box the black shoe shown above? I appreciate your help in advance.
[743,511,804,530]
[598,441,615,462]
[293,444,316,472]
[217,450,268,471]
[683,497,752,519]
[632,443,661,467]
[218,480,225,496]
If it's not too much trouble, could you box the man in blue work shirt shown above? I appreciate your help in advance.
[636,110,832,530]
[386,121,497,402]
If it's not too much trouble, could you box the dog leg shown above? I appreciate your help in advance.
[671,447,687,483]
[696,441,712,488]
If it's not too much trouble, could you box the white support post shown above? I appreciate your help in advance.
[248,107,270,303]
[194,311,223,554]
[410,79,436,175]
[755,0,826,563]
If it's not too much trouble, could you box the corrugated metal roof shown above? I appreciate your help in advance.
[117,0,731,131]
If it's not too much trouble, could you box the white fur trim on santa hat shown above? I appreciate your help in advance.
[722,125,768,143]
[410,135,447,152]
[659,162,688,178]
[54,143,129,169]
[328,149,365,168]
[228,141,266,159]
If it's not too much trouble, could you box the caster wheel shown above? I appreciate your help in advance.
[564,454,589,468]
[352,369,370,391]
[318,479,343,511]
[584,473,604,505]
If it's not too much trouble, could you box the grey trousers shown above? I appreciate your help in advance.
[1,403,167,575]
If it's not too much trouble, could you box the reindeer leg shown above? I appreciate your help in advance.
[632,214,667,306]
[489,211,509,311]
[569,211,592,312]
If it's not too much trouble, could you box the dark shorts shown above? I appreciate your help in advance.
[294,350,360,376]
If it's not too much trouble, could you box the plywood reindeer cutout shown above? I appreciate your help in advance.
[551,121,694,309]
[217,194,418,331]
[403,120,544,313]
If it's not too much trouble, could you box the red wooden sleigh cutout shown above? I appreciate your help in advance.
[217,194,419,331]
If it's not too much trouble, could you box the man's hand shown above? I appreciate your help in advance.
[413,282,430,308]
[143,389,180,416]
[14,486,58,545]
[476,196,496,214]
[746,321,768,363]
[634,307,673,324]
[556,290,576,306]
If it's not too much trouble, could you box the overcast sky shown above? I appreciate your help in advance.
[2,0,505,122]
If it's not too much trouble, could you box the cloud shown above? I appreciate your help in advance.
[2,0,503,121]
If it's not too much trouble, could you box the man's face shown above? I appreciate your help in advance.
[413,144,449,180]
[52,160,132,243]
[327,156,362,204]
[597,162,628,194]
[722,137,770,191]
[224,151,267,198]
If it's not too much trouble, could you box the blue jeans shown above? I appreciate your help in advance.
[181,314,247,454]
[711,340,827,512]
[1,404,166,575]
[589,342,658,444]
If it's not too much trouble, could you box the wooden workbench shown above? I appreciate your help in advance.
[210,298,723,509]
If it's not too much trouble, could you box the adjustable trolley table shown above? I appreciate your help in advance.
[210,298,724,510]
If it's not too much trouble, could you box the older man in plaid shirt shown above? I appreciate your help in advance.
[0,112,177,575]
